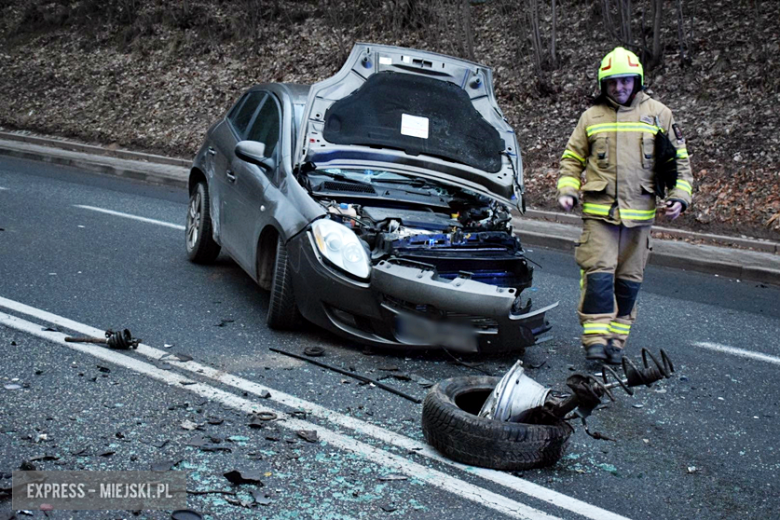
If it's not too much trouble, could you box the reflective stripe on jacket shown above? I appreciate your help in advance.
[556,92,693,227]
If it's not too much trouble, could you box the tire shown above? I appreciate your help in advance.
[422,376,573,471]
[266,236,298,329]
[186,182,221,264]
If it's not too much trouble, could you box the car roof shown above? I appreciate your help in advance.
[248,83,310,105]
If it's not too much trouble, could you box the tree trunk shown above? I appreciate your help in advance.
[550,0,557,69]
[651,0,663,68]
[462,0,476,61]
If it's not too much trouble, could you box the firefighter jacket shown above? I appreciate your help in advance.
[557,91,693,228]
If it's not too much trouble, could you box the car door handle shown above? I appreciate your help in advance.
[207,147,217,156]
[226,170,236,183]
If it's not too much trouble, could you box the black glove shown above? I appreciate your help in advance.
[654,130,678,198]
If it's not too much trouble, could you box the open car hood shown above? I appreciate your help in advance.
[295,43,524,209]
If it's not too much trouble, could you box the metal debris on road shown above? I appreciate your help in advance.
[297,430,319,443]
[65,328,140,349]
[378,475,408,481]
[270,347,422,404]
[303,346,325,357]
[252,411,278,422]
[479,349,676,442]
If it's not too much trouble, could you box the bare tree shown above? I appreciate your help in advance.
[550,0,558,69]
[676,0,691,67]
[461,0,476,61]
[649,0,663,68]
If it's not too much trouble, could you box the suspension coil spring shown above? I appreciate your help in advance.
[599,348,675,396]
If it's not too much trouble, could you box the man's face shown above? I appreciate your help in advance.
[605,76,636,105]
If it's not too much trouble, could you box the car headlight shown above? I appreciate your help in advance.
[311,219,371,280]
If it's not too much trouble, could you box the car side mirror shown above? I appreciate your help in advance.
[235,141,275,172]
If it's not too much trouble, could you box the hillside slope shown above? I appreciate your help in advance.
[1,0,778,239]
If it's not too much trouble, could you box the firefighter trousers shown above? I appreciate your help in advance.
[574,218,652,351]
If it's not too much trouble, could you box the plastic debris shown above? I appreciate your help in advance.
[223,470,263,485]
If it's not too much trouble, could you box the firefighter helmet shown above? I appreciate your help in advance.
[598,47,644,88]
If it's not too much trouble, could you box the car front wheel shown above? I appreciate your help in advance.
[186,182,221,263]
[266,236,298,329]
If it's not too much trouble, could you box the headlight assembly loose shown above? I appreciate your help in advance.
[312,219,371,280]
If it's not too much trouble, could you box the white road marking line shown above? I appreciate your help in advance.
[0,186,8,190]
[73,205,185,230]
[0,295,630,520]
[692,341,780,366]
[0,311,559,520]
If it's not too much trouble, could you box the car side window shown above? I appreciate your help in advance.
[228,91,265,139]
[245,94,281,158]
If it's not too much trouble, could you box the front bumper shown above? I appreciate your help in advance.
[289,232,557,354]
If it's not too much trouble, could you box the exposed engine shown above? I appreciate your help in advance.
[321,197,533,293]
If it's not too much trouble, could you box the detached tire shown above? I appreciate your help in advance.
[266,236,298,329]
[186,182,221,263]
[422,376,573,471]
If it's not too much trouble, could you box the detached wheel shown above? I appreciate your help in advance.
[186,182,221,263]
[266,236,298,329]
[422,376,573,471]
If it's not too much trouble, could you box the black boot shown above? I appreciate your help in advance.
[604,340,624,365]
[585,343,607,361]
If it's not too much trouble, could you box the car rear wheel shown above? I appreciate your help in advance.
[422,376,573,471]
[186,182,221,263]
[266,236,298,329]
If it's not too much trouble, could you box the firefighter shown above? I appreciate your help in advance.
[557,47,693,364]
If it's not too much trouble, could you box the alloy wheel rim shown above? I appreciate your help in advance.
[186,191,202,250]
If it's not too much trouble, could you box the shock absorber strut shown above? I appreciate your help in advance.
[479,348,675,440]
[546,349,675,438]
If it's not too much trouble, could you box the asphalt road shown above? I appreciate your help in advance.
[1,155,778,520]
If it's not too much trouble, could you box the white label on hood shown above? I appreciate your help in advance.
[401,114,429,139]
[379,56,392,65]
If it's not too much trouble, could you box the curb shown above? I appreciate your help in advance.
[521,208,780,254]
[1,131,778,286]
[0,135,189,189]
[517,229,780,286]
[0,131,190,167]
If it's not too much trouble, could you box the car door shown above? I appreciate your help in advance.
[223,92,283,272]
[214,90,266,261]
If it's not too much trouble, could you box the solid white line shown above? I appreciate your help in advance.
[0,295,630,520]
[73,205,185,230]
[0,311,560,520]
[692,342,780,366]
[0,186,8,190]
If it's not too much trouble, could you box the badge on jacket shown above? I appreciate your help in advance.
[672,123,684,142]
[640,115,654,126]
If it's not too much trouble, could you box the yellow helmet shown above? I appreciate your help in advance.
[598,47,643,88]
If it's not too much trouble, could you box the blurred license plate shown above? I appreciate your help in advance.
[395,314,477,352]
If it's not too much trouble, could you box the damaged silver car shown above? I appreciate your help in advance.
[186,43,557,354]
